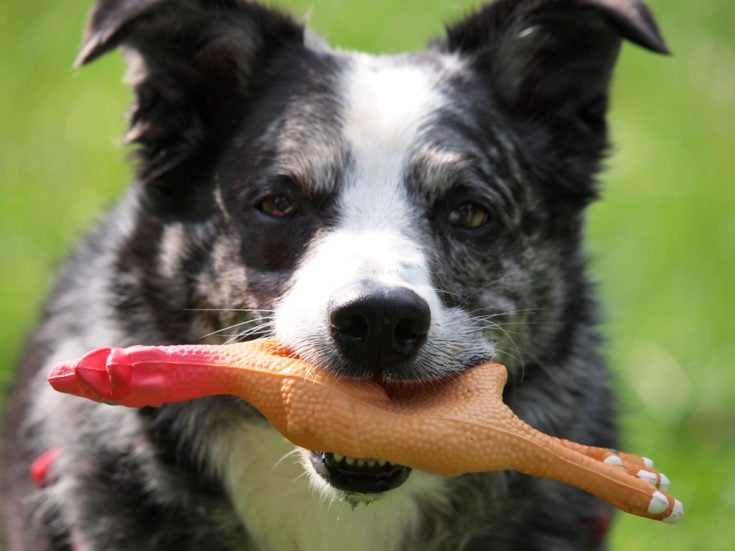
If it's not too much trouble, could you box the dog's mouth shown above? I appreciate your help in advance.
[309,451,411,495]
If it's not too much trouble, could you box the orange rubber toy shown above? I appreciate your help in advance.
[48,339,683,523]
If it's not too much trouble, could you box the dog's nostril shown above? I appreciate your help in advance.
[331,313,369,342]
[394,317,428,353]
[328,283,431,378]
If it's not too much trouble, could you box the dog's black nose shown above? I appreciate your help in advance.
[328,283,430,379]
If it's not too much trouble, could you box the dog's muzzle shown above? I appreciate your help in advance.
[310,451,411,494]
[328,282,431,380]
[308,283,425,493]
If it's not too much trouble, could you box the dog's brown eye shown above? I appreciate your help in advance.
[258,194,297,218]
[448,202,490,230]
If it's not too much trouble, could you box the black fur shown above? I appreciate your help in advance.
[2,1,667,549]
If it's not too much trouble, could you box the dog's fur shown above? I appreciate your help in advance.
[2,1,668,549]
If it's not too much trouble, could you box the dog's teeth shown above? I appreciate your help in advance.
[326,452,392,469]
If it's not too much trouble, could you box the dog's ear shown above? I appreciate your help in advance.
[440,0,668,199]
[76,0,303,183]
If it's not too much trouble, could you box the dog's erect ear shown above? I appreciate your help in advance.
[77,0,303,183]
[441,0,668,198]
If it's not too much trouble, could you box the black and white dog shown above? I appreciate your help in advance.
[2,0,668,549]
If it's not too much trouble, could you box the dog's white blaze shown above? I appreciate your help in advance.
[338,55,442,234]
[276,57,449,353]
[339,56,441,232]
[342,55,442,167]
[209,422,449,551]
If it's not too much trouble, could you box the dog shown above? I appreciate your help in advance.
[1,0,668,549]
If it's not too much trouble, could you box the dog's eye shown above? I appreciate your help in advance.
[448,202,490,230]
[257,194,297,218]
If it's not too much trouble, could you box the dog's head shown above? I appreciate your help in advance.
[79,0,666,502]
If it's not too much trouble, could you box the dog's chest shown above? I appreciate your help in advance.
[205,422,446,551]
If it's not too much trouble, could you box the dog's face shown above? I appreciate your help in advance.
[75,0,666,522]
[219,52,506,383]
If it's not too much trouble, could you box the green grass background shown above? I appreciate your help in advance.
[1,0,733,548]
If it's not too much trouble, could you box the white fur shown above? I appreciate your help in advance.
[341,54,443,171]
[208,422,449,551]
[277,58,437,349]
[158,223,187,281]
[276,57,445,348]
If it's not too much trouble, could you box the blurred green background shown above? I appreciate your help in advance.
[1,0,733,549]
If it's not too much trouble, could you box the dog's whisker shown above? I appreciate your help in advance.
[199,315,277,343]
[232,327,272,341]
[475,317,526,369]
[467,306,545,320]
[272,448,302,474]
[447,275,528,307]
[494,345,526,369]
[291,469,312,485]
[186,307,276,314]
[432,287,464,301]
[201,319,269,340]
